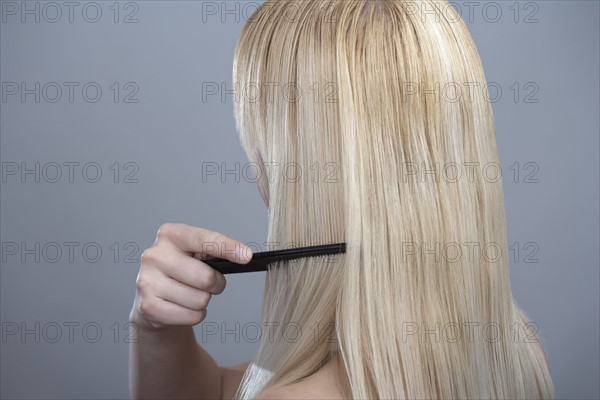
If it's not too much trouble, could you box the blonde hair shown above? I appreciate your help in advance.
[232,0,554,398]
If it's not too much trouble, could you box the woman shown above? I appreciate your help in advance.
[129,0,555,398]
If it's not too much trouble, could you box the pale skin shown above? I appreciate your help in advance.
[129,223,344,399]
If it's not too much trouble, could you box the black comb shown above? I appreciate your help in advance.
[202,242,346,274]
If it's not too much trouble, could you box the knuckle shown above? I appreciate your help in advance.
[200,232,223,254]
[203,231,219,245]
[138,298,156,318]
[140,248,157,265]
[156,223,176,242]
[135,274,148,292]
[195,232,212,253]
[136,272,157,295]
[141,248,168,269]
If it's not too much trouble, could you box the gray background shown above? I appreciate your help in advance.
[0,1,598,398]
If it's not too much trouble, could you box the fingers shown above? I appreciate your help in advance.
[155,223,253,264]
[142,246,226,294]
[135,269,212,326]
[138,293,208,326]
[154,275,212,312]
[133,223,250,329]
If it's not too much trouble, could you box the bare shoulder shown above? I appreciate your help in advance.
[220,358,346,400]
[221,360,252,400]
[258,379,345,400]
[257,359,346,400]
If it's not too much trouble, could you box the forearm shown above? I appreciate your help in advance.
[129,323,222,400]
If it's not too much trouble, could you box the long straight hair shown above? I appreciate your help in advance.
[232,0,554,398]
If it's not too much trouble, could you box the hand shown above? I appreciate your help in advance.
[129,223,253,330]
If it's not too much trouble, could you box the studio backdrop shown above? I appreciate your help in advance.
[1,1,598,399]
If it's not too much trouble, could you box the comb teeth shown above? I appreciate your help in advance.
[203,243,346,274]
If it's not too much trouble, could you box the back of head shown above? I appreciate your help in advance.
[233,0,554,398]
